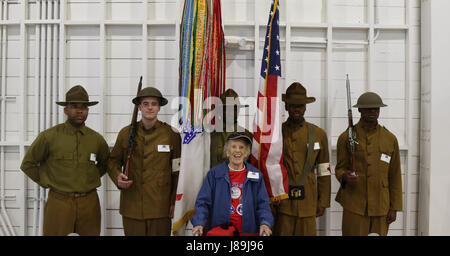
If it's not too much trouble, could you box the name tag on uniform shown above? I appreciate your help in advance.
[314,142,320,150]
[158,145,171,152]
[247,171,259,180]
[307,142,321,150]
[90,153,97,164]
[381,153,391,163]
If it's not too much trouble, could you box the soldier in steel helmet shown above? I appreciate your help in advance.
[20,85,110,235]
[209,88,252,168]
[335,92,402,236]
[107,87,181,236]
[273,82,331,236]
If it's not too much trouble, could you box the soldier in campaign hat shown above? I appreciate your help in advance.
[108,86,181,236]
[21,85,110,236]
[273,82,331,236]
[335,92,402,236]
[209,88,252,168]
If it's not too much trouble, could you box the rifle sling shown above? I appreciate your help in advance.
[288,122,316,187]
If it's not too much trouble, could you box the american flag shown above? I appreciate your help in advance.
[250,0,289,202]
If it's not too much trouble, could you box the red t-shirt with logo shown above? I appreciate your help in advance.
[229,168,247,233]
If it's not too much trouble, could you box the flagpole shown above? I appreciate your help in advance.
[257,0,279,170]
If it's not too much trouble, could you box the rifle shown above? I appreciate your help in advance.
[346,74,357,175]
[123,76,143,178]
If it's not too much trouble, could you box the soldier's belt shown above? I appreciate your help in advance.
[50,188,96,198]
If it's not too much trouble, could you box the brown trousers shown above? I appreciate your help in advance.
[273,213,317,236]
[43,190,101,236]
[122,216,171,236]
[342,210,389,236]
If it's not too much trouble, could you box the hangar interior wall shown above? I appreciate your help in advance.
[0,0,420,236]
[419,0,450,236]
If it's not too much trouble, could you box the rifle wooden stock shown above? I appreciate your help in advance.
[123,76,143,177]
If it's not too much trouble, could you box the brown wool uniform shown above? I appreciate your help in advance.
[335,122,402,236]
[274,118,331,236]
[210,123,252,168]
[108,120,181,236]
[20,121,110,236]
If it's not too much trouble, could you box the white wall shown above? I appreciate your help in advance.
[419,0,450,236]
[0,0,421,236]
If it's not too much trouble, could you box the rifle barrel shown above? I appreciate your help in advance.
[345,74,357,175]
[346,74,352,110]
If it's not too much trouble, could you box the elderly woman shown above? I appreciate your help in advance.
[191,133,273,236]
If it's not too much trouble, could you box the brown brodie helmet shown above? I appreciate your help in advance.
[353,92,387,108]
[132,87,168,106]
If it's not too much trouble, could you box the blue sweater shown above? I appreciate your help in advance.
[191,161,274,234]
